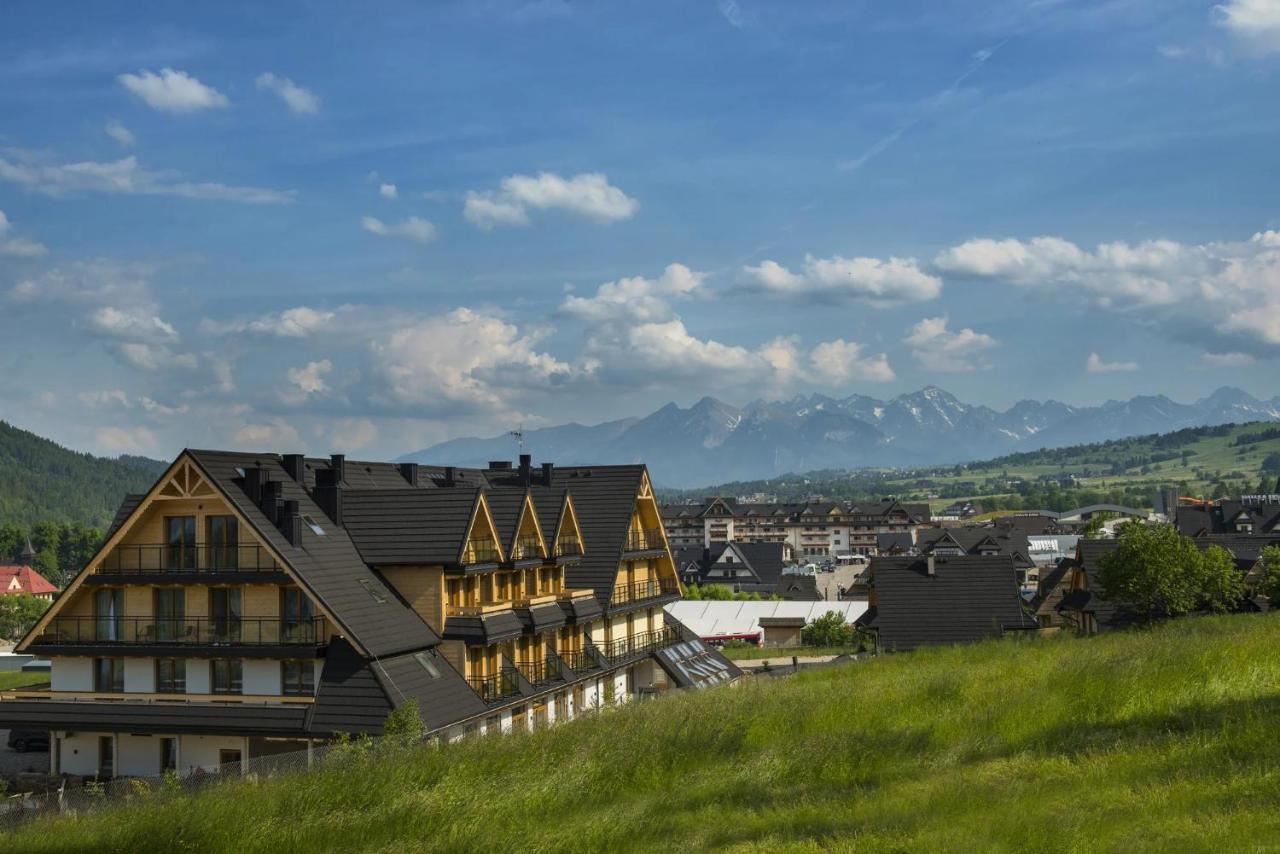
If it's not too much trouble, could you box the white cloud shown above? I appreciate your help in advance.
[371,308,573,411]
[361,215,436,244]
[329,418,378,451]
[202,305,339,338]
[104,119,135,146]
[1216,0,1280,53]
[561,263,705,323]
[1086,352,1140,373]
[0,209,48,257]
[1218,303,1280,344]
[809,339,896,384]
[88,306,179,342]
[905,317,998,372]
[95,425,159,454]
[233,419,302,449]
[742,254,941,306]
[78,389,188,417]
[379,183,398,199]
[0,152,293,204]
[464,172,638,229]
[255,72,320,114]
[718,0,745,28]
[1201,351,1256,367]
[287,359,333,396]
[116,342,198,372]
[118,68,229,113]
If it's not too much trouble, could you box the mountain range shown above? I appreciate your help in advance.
[399,386,1280,488]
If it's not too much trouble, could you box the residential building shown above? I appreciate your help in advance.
[662,497,931,558]
[673,541,787,596]
[1,540,58,600]
[1175,500,1280,538]
[0,451,738,780]
[935,500,983,522]
[857,555,1037,651]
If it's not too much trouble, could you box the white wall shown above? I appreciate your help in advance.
[179,734,245,774]
[185,658,211,694]
[51,656,93,692]
[56,732,103,776]
[116,734,164,777]
[242,660,279,695]
[124,658,153,693]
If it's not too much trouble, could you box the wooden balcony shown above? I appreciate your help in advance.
[85,544,288,584]
[29,616,325,657]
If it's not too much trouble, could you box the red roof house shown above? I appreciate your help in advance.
[0,564,58,600]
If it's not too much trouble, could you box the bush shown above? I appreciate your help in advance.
[801,611,855,647]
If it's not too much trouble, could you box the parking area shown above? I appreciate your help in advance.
[0,731,49,778]
[814,563,869,601]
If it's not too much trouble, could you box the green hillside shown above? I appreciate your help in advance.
[13,614,1280,851]
[0,420,168,529]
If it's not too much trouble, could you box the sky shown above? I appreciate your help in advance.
[1,0,1279,461]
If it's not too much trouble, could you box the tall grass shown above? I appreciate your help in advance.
[12,614,1280,852]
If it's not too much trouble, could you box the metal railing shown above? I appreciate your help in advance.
[556,648,599,673]
[623,528,665,552]
[609,577,679,605]
[467,665,521,704]
[31,616,325,646]
[515,653,562,687]
[511,534,542,560]
[463,539,500,565]
[95,544,280,575]
[595,627,680,666]
[555,534,582,557]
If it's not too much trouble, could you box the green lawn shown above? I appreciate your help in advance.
[720,645,861,661]
[0,670,49,691]
[11,615,1280,851]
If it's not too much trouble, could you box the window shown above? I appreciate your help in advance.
[156,658,186,693]
[207,516,239,569]
[413,650,441,679]
[211,659,243,695]
[209,588,242,642]
[303,514,326,536]
[281,587,316,642]
[166,516,197,570]
[94,657,124,693]
[153,588,186,642]
[282,660,315,696]
[98,736,114,779]
[160,738,178,773]
[94,588,124,641]
[358,578,387,604]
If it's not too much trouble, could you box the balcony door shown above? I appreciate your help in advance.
[209,588,242,643]
[280,587,315,643]
[153,588,186,641]
[207,516,239,569]
[94,588,124,641]
[166,516,197,570]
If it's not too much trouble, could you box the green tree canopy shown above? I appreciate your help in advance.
[801,611,855,647]
[1098,523,1245,619]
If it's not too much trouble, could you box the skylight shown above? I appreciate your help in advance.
[358,578,387,604]
[413,651,441,679]
[303,514,326,536]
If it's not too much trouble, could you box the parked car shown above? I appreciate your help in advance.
[7,729,49,752]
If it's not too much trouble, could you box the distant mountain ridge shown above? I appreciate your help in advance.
[399,386,1280,488]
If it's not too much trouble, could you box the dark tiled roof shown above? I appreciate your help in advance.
[372,646,489,733]
[0,700,308,737]
[485,487,531,556]
[541,466,647,605]
[342,487,481,566]
[775,575,821,600]
[105,493,144,539]
[187,450,439,658]
[528,485,570,542]
[917,527,1034,567]
[867,555,1036,652]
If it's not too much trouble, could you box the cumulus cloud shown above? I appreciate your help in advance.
[95,425,159,454]
[742,253,941,306]
[560,263,705,323]
[115,342,198,373]
[255,72,320,114]
[718,0,745,27]
[379,183,397,199]
[809,339,896,384]
[1201,351,1256,367]
[201,305,338,338]
[1218,303,1280,344]
[234,419,302,449]
[361,215,436,243]
[1216,0,1280,53]
[1086,352,1140,373]
[87,306,179,342]
[905,317,998,372]
[118,68,229,112]
[329,418,378,451]
[0,152,293,204]
[78,389,188,417]
[0,209,48,257]
[286,359,333,397]
[464,172,638,230]
[104,119,135,146]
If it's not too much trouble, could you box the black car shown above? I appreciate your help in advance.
[7,729,49,752]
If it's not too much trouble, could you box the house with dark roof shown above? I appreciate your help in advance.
[1175,500,1280,538]
[0,450,738,780]
[858,555,1036,652]
[673,541,787,595]
[912,528,1036,583]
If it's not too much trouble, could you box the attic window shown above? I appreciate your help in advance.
[234,467,246,478]
[303,514,326,536]
[413,651,441,679]
[358,579,388,604]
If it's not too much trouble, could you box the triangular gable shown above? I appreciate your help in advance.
[463,492,506,564]
[556,493,585,557]
[514,492,549,559]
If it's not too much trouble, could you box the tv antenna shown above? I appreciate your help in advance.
[509,424,524,452]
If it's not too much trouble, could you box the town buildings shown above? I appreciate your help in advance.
[0,451,738,779]
[1,540,57,601]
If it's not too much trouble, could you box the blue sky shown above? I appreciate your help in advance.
[1,0,1279,459]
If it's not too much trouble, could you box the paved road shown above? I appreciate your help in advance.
[0,730,49,778]
[813,563,868,601]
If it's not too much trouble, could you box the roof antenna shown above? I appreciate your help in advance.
[509,423,524,452]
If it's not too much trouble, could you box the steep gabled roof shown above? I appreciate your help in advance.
[540,465,647,604]
[342,487,483,566]
[484,488,533,556]
[529,485,571,543]
[0,564,57,595]
[105,493,144,539]
[865,555,1036,652]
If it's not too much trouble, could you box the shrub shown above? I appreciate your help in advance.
[801,611,855,647]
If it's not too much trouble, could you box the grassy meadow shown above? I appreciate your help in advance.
[0,670,49,691]
[11,614,1280,852]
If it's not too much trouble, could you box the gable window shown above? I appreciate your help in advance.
[94,657,124,693]
[156,658,186,693]
[281,587,316,642]
[207,516,239,569]
[282,660,315,696]
[211,659,243,695]
[165,516,197,570]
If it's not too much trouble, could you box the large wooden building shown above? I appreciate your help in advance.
[0,451,738,779]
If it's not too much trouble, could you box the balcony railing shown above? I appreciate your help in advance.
[511,534,542,561]
[95,544,280,575]
[595,627,680,666]
[445,600,513,617]
[557,648,599,674]
[609,577,679,606]
[555,535,582,557]
[467,665,521,704]
[515,653,563,688]
[31,616,325,647]
[623,529,665,553]
[463,539,501,565]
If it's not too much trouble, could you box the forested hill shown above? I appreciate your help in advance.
[0,420,169,528]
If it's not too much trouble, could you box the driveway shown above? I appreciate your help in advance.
[814,564,868,601]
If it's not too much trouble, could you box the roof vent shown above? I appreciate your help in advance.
[329,454,346,484]
[314,468,344,525]
[926,555,936,576]
[398,462,420,487]
[243,467,264,504]
[488,460,512,470]
[541,462,554,486]
[282,454,306,484]
[519,454,532,486]
[262,479,283,526]
[443,466,456,486]
[281,499,303,546]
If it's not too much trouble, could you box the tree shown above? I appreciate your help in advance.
[1082,512,1116,538]
[0,524,23,563]
[0,594,49,640]
[1254,546,1280,602]
[801,611,855,647]
[1261,452,1280,475]
[1098,523,1245,620]
[1195,545,1245,614]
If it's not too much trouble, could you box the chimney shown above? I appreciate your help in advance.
[282,454,306,484]
[398,462,419,487]
[329,454,346,484]
[488,460,512,470]
[443,466,456,486]
[314,468,343,525]
[262,480,283,526]
[541,462,554,486]
[281,499,303,546]
[926,555,936,577]
[243,467,264,504]
[518,454,531,486]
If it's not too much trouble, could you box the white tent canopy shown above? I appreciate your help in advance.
[665,600,868,641]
